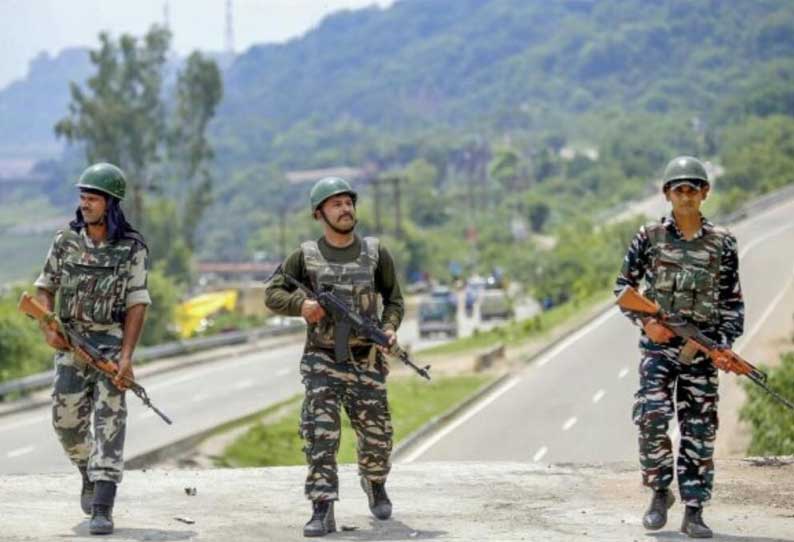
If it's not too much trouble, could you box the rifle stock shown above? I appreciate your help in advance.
[17,292,173,424]
[614,286,794,411]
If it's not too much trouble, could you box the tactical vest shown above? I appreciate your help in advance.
[302,237,380,351]
[645,222,726,324]
[55,229,137,326]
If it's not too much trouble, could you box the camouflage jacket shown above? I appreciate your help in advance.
[614,213,744,346]
[34,227,151,341]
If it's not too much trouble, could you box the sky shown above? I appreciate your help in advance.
[0,0,394,89]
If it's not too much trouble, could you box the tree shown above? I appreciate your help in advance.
[55,27,171,225]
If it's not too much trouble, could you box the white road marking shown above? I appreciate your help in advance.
[618,367,629,379]
[532,446,548,462]
[738,221,794,259]
[536,308,617,367]
[137,410,156,421]
[190,392,211,403]
[562,417,578,431]
[0,414,49,433]
[234,379,254,390]
[400,376,521,463]
[734,266,794,354]
[7,445,35,458]
[592,389,606,403]
[276,368,291,377]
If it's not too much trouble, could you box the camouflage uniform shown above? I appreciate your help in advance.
[35,227,151,484]
[265,235,404,502]
[615,214,744,507]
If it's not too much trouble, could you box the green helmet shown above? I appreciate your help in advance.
[662,156,709,190]
[309,176,357,212]
[75,162,126,200]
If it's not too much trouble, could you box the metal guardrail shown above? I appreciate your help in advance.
[0,321,305,399]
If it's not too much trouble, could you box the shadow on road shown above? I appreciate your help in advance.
[649,530,793,542]
[330,518,446,540]
[70,520,197,540]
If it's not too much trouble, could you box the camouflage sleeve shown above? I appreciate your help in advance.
[375,245,405,332]
[264,248,307,316]
[125,243,152,307]
[33,231,64,292]
[716,233,744,346]
[613,225,651,326]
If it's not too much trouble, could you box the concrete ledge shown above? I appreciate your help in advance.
[1,460,792,541]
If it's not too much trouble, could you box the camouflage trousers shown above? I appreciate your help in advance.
[299,348,393,502]
[633,343,719,506]
[51,350,127,484]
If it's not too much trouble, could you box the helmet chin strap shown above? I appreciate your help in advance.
[319,209,356,235]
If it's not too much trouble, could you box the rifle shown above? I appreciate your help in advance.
[616,286,794,411]
[18,292,173,424]
[272,266,431,380]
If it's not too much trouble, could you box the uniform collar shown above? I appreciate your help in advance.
[662,212,713,241]
[80,226,108,248]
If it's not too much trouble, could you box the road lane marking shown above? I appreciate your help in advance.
[532,446,548,462]
[618,367,629,379]
[191,392,211,403]
[137,411,156,421]
[738,221,794,259]
[734,266,794,354]
[234,379,254,390]
[592,389,606,403]
[0,414,49,433]
[562,417,578,431]
[400,376,521,463]
[276,368,291,377]
[7,445,35,458]
[536,308,617,367]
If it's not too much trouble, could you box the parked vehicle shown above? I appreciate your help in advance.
[479,289,514,321]
[464,277,486,317]
[418,299,459,338]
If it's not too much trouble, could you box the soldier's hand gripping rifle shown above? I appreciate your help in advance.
[616,286,794,411]
[273,266,431,380]
[18,292,173,424]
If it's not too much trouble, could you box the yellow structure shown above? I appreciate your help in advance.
[175,289,238,338]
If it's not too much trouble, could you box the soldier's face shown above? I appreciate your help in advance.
[79,192,108,225]
[319,194,357,233]
[666,184,708,215]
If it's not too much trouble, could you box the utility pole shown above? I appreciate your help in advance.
[278,205,287,260]
[391,176,403,238]
[373,178,383,234]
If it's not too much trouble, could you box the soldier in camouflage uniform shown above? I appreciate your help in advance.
[614,156,744,539]
[265,177,404,537]
[34,163,150,535]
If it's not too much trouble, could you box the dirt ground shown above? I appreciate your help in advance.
[2,460,792,542]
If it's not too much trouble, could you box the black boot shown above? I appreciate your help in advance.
[89,481,116,535]
[303,500,335,537]
[360,478,392,520]
[681,506,713,538]
[78,466,94,516]
[642,489,675,530]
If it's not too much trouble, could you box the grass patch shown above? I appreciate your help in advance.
[219,373,492,467]
[419,292,611,356]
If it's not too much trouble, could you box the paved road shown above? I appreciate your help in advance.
[402,198,794,463]
[0,289,537,474]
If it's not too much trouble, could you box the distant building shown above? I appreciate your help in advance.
[285,166,373,185]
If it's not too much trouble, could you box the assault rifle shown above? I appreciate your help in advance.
[616,286,794,411]
[18,292,173,424]
[272,266,431,380]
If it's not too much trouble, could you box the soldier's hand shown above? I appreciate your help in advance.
[710,349,751,375]
[113,355,135,391]
[43,328,69,351]
[642,318,676,344]
[300,299,326,324]
[377,329,397,354]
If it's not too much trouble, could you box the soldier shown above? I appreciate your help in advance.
[614,156,744,538]
[265,177,404,537]
[34,163,150,535]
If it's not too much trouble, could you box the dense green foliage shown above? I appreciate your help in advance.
[740,353,794,455]
[0,288,53,385]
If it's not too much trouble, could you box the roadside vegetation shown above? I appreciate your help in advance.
[740,353,794,455]
[219,374,491,467]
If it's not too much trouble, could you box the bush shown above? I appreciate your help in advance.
[0,288,52,385]
[140,266,181,346]
[740,353,794,455]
